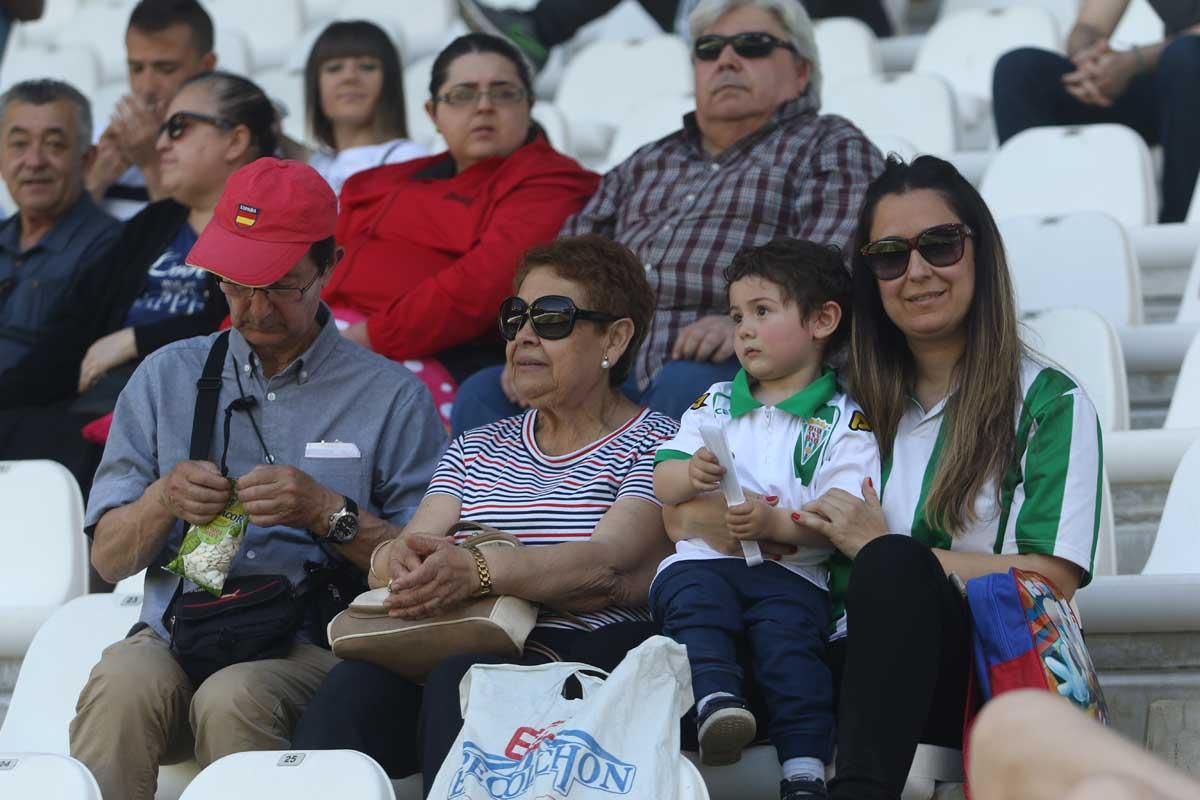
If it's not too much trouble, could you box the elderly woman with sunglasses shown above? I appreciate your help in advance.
[668,156,1103,800]
[294,234,679,788]
[321,32,597,418]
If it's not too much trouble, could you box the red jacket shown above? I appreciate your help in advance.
[323,136,599,362]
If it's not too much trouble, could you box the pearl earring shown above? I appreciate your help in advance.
[601,355,611,370]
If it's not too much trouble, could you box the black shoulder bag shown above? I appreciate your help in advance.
[163,331,304,687]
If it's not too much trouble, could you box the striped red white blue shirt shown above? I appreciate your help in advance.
[427,408,679,632]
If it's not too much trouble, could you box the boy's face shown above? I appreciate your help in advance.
[728,276,824,381]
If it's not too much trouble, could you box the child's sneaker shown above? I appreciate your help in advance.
[696,696,756,766]
[779,777,829,800]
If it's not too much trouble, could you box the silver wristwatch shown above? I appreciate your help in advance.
[325,496,359,543]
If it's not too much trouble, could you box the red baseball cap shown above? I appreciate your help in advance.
[186,157,337,287]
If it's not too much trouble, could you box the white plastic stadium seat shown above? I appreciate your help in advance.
[1000,211,1144,326]
[335,0,457,63]
[214,26,253,77]
[813,17,882,89]
[531,101,571,155]
[404,54,438,151]
[603,93,694,171]
[822,73,958,156]
[0,460,88,657]
[256,68,307,146]
[556,34,692,161]
[1179,246,1200,324]
[0,43,103,94]
[1022,307,1130,431]
[862,130,918,162]
[0,589,200,800]
[1165,333,1200,429]
[914,6,1059,135]
[981,124,1158,228]
[0,752,101,799]
[1140,436,1200,575]
[56,4,138,84]
[12,0,81,47]
[180,750,395,800]
[939,0,1079,43]
[201,0,305,71]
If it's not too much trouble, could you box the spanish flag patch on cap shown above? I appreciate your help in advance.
[234,203,258,228]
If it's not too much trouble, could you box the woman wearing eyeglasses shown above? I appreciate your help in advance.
[320,33,598,423]
[299,20,427,197]
[294,234,679,788]
[0,71,276,488]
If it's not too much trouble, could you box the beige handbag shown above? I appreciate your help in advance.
[327,522,538,682]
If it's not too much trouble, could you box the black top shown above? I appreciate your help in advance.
[1148,0,1200,35]
[0,200,229,408]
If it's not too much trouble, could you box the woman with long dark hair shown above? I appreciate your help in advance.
[303,20,426,195]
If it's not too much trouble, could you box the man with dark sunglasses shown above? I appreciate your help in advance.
[458,0,892,73]
[452,0,883,435]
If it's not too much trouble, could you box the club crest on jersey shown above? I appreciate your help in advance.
[448,728,636,798]
[234,203,258,228]
[849,411,872,432]
[800,417,831,466]
[690,392,710,411]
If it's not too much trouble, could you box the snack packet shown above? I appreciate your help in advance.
[166,493,248,595]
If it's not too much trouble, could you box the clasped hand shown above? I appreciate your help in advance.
[159,461,338,531]
[381,533,481,619]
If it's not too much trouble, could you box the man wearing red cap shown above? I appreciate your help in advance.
[70,158,447,800]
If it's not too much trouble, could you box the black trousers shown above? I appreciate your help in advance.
[527,0,892,46]
[291,621,657,797]
[827,535,970,800]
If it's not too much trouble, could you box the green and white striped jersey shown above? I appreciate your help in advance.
[828,356,1102,638]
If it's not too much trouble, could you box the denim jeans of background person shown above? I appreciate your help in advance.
[451,0,884,434]
[69,159,447,800]
[992,0,1200,222]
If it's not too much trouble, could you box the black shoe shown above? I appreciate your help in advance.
[456,0,550,73]
[696,696,756,766]
[780,777,829,800]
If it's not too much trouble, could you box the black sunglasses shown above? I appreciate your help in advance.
[159,111,236,141]
[693,31,797,61]
[499,295,617,341]
[860,223,975,281]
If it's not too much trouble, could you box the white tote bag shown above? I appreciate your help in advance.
[426,635,701,800]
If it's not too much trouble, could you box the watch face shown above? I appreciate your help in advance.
[329,512,359,543]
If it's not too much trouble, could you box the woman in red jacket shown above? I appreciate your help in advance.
[324,32,598,421]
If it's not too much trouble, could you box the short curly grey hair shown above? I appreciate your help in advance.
[688,0,822,109]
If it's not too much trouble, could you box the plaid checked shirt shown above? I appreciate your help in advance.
[561,94,884,390]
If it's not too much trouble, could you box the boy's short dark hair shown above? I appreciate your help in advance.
[723,238,853,356]
[128,0,214,55]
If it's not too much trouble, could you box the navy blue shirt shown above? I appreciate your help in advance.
[0,193,121,373]
[122,224,204,328]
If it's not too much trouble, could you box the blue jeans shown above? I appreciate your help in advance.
[650,559,834,763]
[450,358,739,437]
[992,37,1200,223]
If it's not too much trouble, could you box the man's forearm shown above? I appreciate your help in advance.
[332,512,402,573]
[91,479,177,583]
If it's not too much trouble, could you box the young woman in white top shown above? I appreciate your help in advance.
[303,21,427,195]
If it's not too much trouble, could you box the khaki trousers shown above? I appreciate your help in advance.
[69,627,339,800]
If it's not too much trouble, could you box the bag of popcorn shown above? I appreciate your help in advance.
[167,493,248,595]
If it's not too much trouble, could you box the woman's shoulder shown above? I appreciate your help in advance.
[498,135,598,182]
[454,411,531,453]
[617,409,680,447]
[1017,354,1096,420]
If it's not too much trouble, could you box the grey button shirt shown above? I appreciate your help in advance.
[0,192,120,372]
[85,308,448,639]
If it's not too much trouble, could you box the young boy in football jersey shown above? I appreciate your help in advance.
[651,238,880,800]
